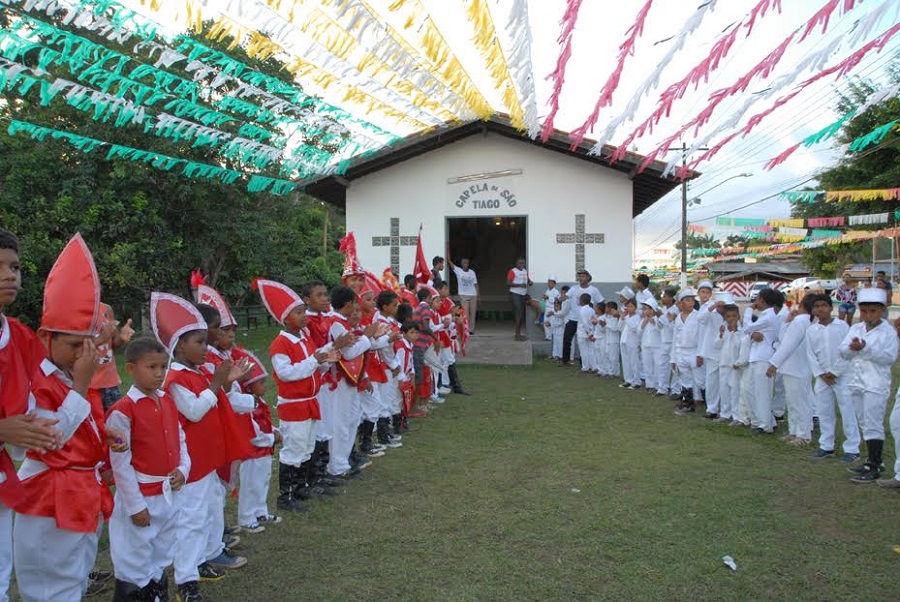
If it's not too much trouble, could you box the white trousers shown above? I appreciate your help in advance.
[814,378,858,454]
[13,513,100,602]
[889,395,900,477]
[279,419,316,467]
[577,337,594,372]
[0,503,11,602]
[675,352,702,394]
[377,378,402,416]
[621,344,640,385]
[360,387,382,422]
[110,491,181,587]
[327,382,361,476]
[773,374,786,418]
[718,365,739,421]
[173,472,224,585]
[748,362,775,431]
[641,347,660,391]
[551,327,563,358]
[783,374,814,439]
[315,387,333,442]
[847,387,888,441]
[736,367,751,424]
[606,342,620,376]
[703,357,720,413]
[693,356,707,395]
[657,344,673,393]
[238,456,272,527]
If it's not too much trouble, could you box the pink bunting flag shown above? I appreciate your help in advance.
[683,20,900,175]
[540,0,584,142]
[764,143,801,170]
[568,0,654,148]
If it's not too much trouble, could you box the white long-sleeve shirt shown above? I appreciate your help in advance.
[640,316,661,348]
[715,327,743,367]
[604,314,620,346]
[207,347,255,414]
[329,318,372,360]
[577,305,595,339]
[769,314,812,378]
[621,313,641,348]
[271,330,328,386]
[743,307,779,363]
[697,302,724,359]
[672,310,699,359]
[374,312,400,370]
[660,304,678,344]
[839,319,898,394]
[168,362,218,423]
[805,319,850,379]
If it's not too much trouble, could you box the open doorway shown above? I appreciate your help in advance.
[447,216,527,320]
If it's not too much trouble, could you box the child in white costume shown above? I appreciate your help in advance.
[714,303,742,423]
[840,287,897,483]
[672,289,701,413]
[742,288,782,433]
[805,294,856,461]
[767,293,815,445]
[620,298,642,388]
[593,303,608,375]
[639,298,662,393]
[657,288,678,396]
[604,302,621,377]
[576,294,596,373]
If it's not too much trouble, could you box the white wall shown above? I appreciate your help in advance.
[345,133,633,285]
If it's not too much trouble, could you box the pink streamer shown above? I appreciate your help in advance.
[685,21,900,174]
[541,0,584,141]
[568,0,654,148]
[764,143,801,170]
[808,217,845,227]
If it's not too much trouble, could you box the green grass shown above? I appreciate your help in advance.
[37,329,900,599]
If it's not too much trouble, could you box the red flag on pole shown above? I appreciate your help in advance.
[414,224,431,284]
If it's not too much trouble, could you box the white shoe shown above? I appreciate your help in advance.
[429,394,445,404]
[438,386,452,395]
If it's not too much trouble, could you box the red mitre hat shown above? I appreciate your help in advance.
[196,284,237,328]
[235,348,267,391]
[40,233,101,335]
[150,292,207,352]
[339,232,366,280]
[253,279,304,325]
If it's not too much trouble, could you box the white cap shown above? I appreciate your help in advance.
[677,288,696,301]
[641,297,659,312]
[713,291,735,304]
[858,287,888,305]
[616,286,635,300]
[547,274,557,282]
[697,280,714,291]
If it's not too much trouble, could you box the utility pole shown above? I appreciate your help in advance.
[679,142,688,288]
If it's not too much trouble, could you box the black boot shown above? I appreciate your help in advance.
[112,579,142,602]
[303,459,338,496]
[448,364,470,395]
[276,463,310,512]
[358,421,384,457]
[176,581,204,602]
[391,413,404,436]
[377,417,401,448]
[153,572,169,602]
[850,440,884,482]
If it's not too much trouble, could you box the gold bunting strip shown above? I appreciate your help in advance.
[263,4,460,123]
[385,0,493,119]
[465,0,525,130]
[826,188,900,202]
[206,15,431,132]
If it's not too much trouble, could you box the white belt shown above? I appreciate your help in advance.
[277,395,317,404]
[135,470,173,505]
[70,461,105,485]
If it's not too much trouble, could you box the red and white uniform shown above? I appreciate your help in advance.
[360,310,391,422]
[393,338,415,416]
[106,386,189,588]
[270,329,325,471]
[326,315,371,476]
[14,359,112,602]
[0,314,43,602]
[373,312,400,418]
[306,310,335,442]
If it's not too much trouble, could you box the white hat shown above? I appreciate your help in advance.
[616,286,635,300]
[697,280,714,291]
[677,288,696,301]
[858,287,888,305]
[713,291,735,304]
[641,297,659,312]
[548,274,557,282]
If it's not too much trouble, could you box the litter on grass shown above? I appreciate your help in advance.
[722,556,737,571]
[571,488,581,493]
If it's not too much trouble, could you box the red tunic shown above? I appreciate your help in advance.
[437,297,454,347]
[244,398,275,459]
[15,366,112,533]
[399,288,417,306]
[361,311,389,384]
[0,317,45,507]
[305,312,332,350]
[270,332,322,422]
[106,391,182,497]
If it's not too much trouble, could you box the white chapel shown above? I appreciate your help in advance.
[308,117,687,309]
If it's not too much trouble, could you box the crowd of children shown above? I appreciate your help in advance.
[0,229,470,602]
[543,272,900,488]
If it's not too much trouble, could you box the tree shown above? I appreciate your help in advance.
[0,14,346,327]
[674,232,721,250]
[790,64,900,277]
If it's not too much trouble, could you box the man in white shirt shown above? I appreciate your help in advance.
[743,288,783,433]
[447,256,479,335]
[507,258,532,341]
[562,270,604,364]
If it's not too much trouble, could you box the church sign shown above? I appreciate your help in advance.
[455,183,518,209]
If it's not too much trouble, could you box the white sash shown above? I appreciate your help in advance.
[135,470,173,505]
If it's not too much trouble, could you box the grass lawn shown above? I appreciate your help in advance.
[52,325,900,599]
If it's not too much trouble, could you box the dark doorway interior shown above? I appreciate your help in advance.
[447,216,527,317]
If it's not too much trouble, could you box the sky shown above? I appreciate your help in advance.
[121,0,900,259]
